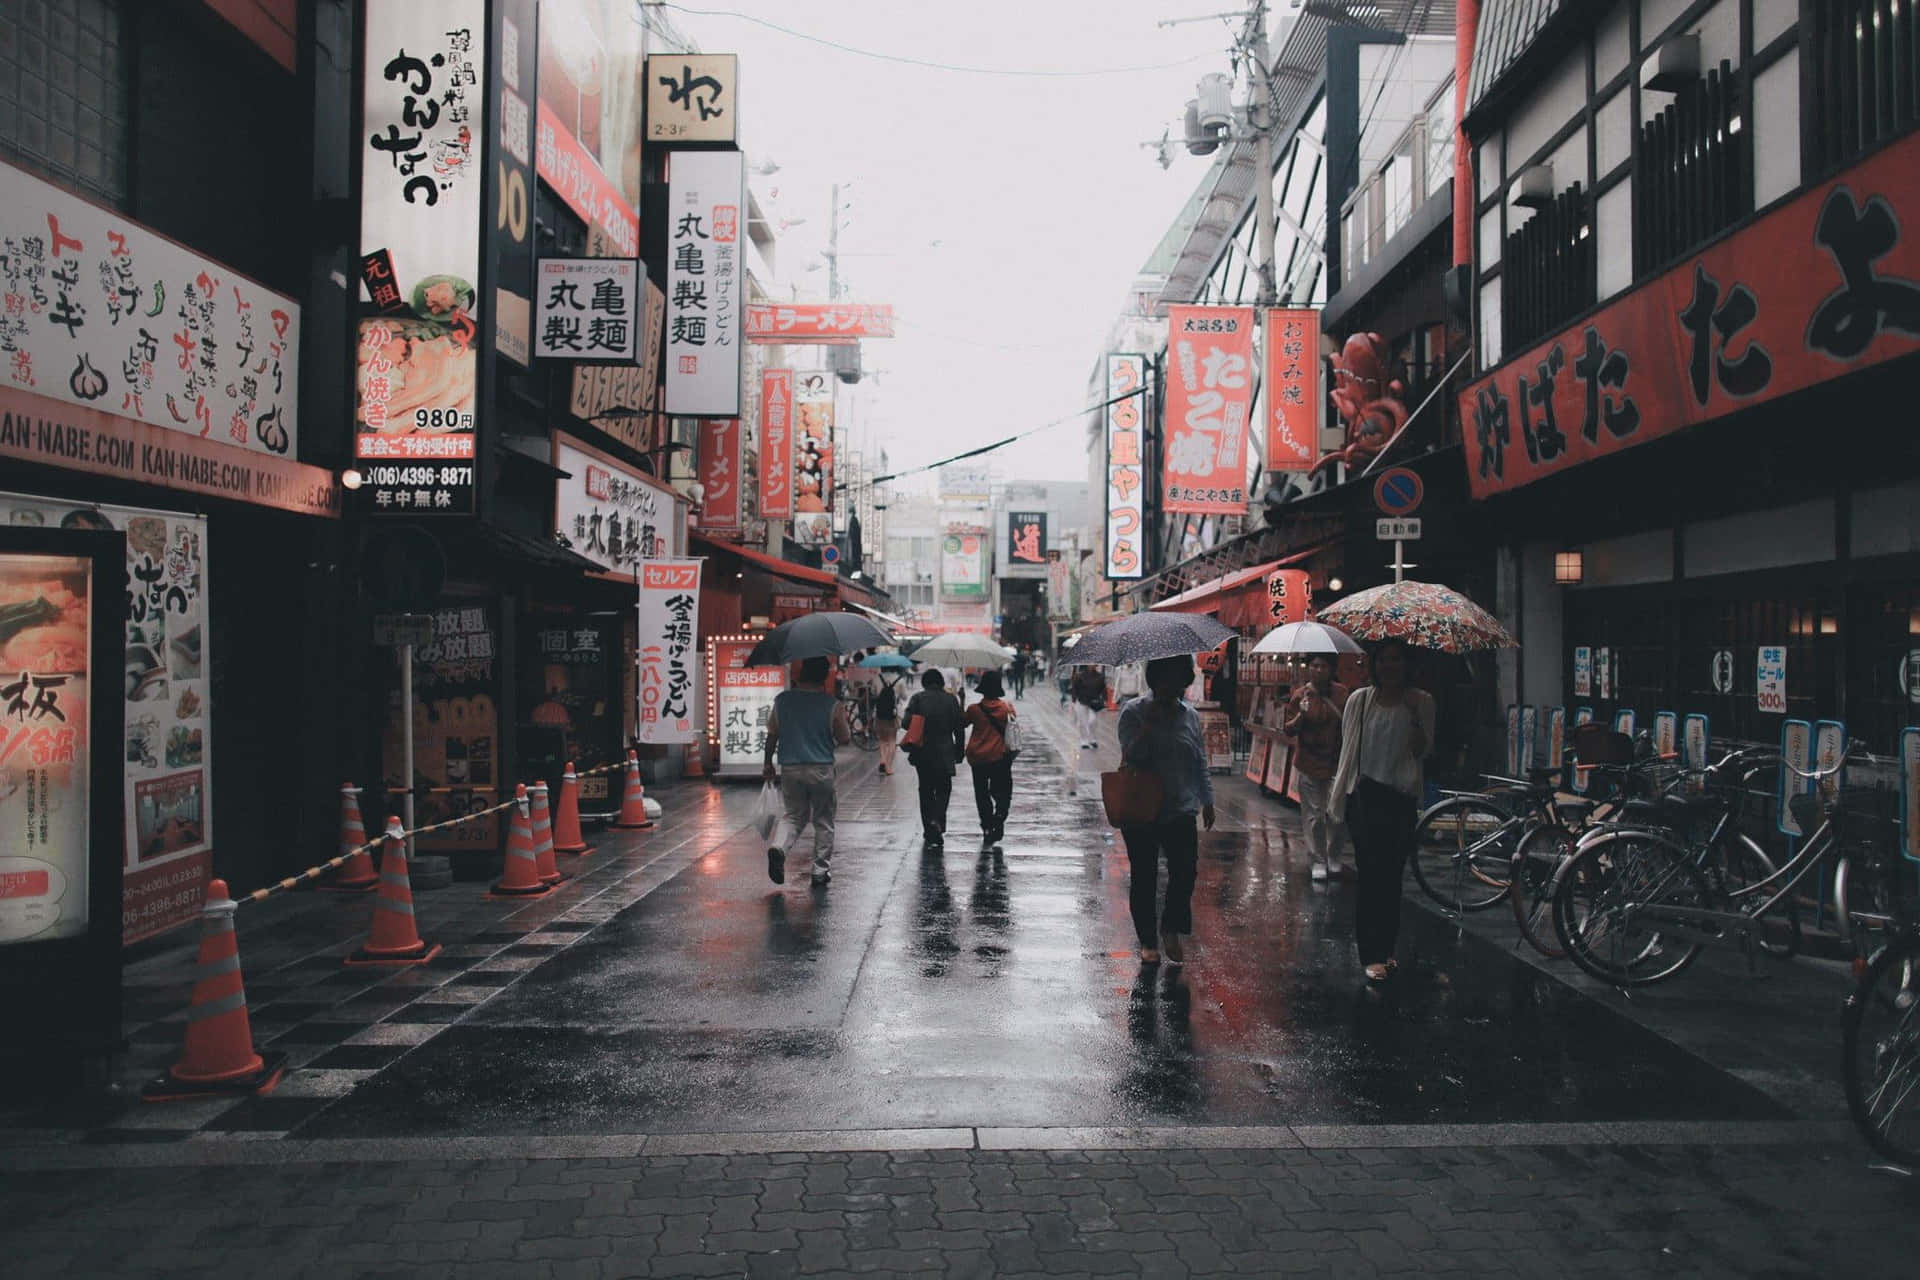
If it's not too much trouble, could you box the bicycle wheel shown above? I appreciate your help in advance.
[1843,940,1920,1167]
[852,726,879,752]
[1510,822,1574,958]
[1411,797,1517,913]
[1719,833,1800,959]
[1551,831,1709,986]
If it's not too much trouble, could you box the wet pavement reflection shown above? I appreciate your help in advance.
[304,695,1784,1139]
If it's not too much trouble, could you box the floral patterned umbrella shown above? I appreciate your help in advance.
[1314,580,1517,654]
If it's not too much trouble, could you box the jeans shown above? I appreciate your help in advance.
[1347,777,1415,964]
[915,764,953,838]
[969,754,1013,837]
[1294,771,1346,870]
[1120,815,1199,947]
[770,763,836,867]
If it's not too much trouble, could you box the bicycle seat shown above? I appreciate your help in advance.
[1553,798,1597,823]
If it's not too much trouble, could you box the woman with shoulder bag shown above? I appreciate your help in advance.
[962,671,1018,850]
[1113,655,1215,967]
[1328,637,1435,983]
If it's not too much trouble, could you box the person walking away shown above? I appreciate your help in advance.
[1116,655,1215,966]
[1058,654,1073,706]
[963,671,1017,849]
[1282,654,1351,882]
[1329,638,1434,982]
[904,669,967,848]
[1071,664,1108,749]
[873,677,901,775]
[763,657,852,887]
[1010,648,1029,698]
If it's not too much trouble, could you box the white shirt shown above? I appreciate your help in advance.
[1329,685,1436,817]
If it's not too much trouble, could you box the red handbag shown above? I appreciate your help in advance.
[898,713,925,749]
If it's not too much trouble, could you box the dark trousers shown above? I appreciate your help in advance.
[1120,815,1199,947]
[916,765,953,838]
[1347,778,1416,964]
[969,755,1013,837]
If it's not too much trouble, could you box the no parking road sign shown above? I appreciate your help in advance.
[1373,467,1424,517]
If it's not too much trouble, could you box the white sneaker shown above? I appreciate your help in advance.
[1311,863,1328,882]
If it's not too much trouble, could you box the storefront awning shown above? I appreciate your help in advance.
[848,601,930,636]
[691,532,839,589]
[1149,548,1324,631]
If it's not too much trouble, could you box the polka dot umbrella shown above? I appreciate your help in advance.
[1313,580,1517,654]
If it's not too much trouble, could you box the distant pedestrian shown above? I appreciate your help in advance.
[1282,654,1351,882]
[762,656,852,887]
[1330,638,1435,983]
[1058,655,1072,706]
[963,671,1017,850]
[1070,664,1108,749]
[1116,655,1215,966]
[873,676,902,775]
[1010,648,1029,698]
[903,669,967,848]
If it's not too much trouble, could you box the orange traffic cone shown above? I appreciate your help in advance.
[489,785,552,899]
[683,744,706,779]
[326,782,377,892]
[345,817,442,966]
[531,782,562,886]
[144,879,286,1101]
[611,749,654,829]
[552,762,593,856]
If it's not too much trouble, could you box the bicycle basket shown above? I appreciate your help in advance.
[1571,724,1634,767]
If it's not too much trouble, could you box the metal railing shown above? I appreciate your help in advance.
[1808,0,1920,177]
[1634,60,1747,276]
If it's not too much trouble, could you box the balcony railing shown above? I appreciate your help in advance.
[1502,182,1595,352]
[1809,0,1920,176]
[1633,61,1747,276]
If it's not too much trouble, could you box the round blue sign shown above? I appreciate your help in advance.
[1373,468,1424,516]
[820,544,842,564]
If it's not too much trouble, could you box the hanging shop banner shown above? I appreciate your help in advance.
[357,1,486,513]
[1596,646,1611,701]
[759,368,793,519]
[645,53,738,145]
[1047,554,1071,621]
[1,494,213,943]
[552,431,687,579]
[707,636,783,775]
[1683,713,1710,772]
[1900,726,1919,864]
[941,526,987,599]
[535,103,641,259]
[1261,568,1311,627]
[1163,306,1256,514]
[1103,353,1146,580]
[697,417,742,532]
[1757,645,1787,714]
[1777,718,1813,836]
[386,602,500,853]
[664,150,745,417]
[1007,510,1047,567]
[637,559,702,745]
[1573,646,1592,697]
[1814,719,1847,809]
[537,0,646,227]
[1,158,301,463]
[534,258,640,362]
[745,303,895,343]
[490,0,537,367]
[1461,129,1920,499]
[1264,307,1319,472]
[1547,706,1567,770]
[793,369,833,516]
[568,277,664,455]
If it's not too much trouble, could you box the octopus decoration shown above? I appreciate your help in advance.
[1313,332,1408,476]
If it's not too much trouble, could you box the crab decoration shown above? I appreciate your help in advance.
[1312,331,1408,476]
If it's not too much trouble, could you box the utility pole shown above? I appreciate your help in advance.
[826,183,842,302]
[1248,0,1279,308]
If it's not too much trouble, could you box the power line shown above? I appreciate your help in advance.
[659,3,1216,77]
[850,385,1147,489]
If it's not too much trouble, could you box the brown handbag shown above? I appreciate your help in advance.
[1100,766,1163,828]
[898,713,925,748]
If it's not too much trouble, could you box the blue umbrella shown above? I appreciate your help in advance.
[857,653,915,669]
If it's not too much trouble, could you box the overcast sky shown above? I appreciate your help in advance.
[656,0,1242,487]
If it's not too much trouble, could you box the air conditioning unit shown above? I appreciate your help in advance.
[1513,164,1556,210]
[1641,34,1700,94]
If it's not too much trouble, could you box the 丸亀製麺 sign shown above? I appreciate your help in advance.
[697,417,742,532]
[708,637,784,771]
[759,369,793,519]
[534,258,639,362]
[568,278,664,454]
[1461,128,1920,499]
[1163,306,1255,515]
[637,559,703,745]
[745,304,894,342]
[646,53,738,145]
[1264,308,1319,472]
[1104,354,1146,580]
[664,151,745,417]
[552,432,687,578]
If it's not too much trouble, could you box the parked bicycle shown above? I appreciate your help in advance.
[1831,782,1919,1167]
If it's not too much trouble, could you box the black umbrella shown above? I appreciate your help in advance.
[1064,611,1236,667]
[745,611,892,666]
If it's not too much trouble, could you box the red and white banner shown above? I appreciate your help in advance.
[746,304,894,343]
[759,368,793,518]
[637,559,702,745]
[1103,354,1146,580]
[1164,306,1256,514]
[697,417,742,531]
[1264,308,1319,472]
[535,101,640,258]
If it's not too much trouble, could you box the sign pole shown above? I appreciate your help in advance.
[400,640,415,857]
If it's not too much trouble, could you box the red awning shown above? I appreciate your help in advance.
[692,532,840,589]
[1150,558,1290,616]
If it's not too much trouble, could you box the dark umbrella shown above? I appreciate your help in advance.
[744,611,892,666]
[1064,612,1236,667]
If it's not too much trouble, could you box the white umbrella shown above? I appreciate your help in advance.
[1250,620,1365,657]
[911,633,1013,669]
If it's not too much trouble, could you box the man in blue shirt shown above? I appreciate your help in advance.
[763,657,852,886]
[1115,655,1217,966]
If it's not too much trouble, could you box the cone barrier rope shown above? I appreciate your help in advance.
[611,749,654,829]
[531,782,562,886]
[345,817,443,967]
[144,880,286,1101]
[552,762,593,856]
[325,782,377,892]
[489,785,552,899]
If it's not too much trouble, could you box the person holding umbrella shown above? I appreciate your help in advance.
[1116,655,1215,966]
[762,657,853,887]
[962,670,1018,849]
[903,669,967,848]
[1283,655,1352,882]
[857,652,914,776]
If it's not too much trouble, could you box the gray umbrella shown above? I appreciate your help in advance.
[1064,612,1236,667]
[744,611,892,666]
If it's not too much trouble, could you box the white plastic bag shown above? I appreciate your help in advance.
[754,779,782,842]
[1002,710,1025,757]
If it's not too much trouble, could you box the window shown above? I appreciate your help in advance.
[1502,182,1594,351]
[1425,83,1455,200]
[0,0,131,205]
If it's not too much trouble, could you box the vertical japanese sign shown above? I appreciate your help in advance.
[553,431,686,578]
[1573,646,1592,697]
[759,368,793,519]
[792,369,833,517]
[664,150,744,416]
[1900,726,1919,864]
[1653,710,1678,759]
[1683,713,1710,773]
[710,637,783,772]
[637,559,702,745]
[1163,306,1255,514]
[1547,707,1567,770]
[1263,307,1319,472]
[1007,511,1046,566]
[646,53,738,144]
[490,0,537,367]
[1047,554,1071,620]
[1596,646,1612,701]
[1103,353,1145,580]
[568,278,663,454]
[1520,706,1539,772]
[1777,718,1813,836]
[358,1,486,513]
[697,417,742,532]
[534,258,639,361]
[1757,645,1787,714]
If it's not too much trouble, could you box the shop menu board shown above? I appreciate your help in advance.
[0,549,93,943]
[711,638,783,774]
[2,494,209,943]
[385,602,499,852]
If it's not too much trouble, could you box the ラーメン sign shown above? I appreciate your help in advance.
[697,417,742,532]
[1164,306,1256,514]
[1104,354,1146,580]
[664,150,745,417]
[759,369,793,519]
[637,559,703,745]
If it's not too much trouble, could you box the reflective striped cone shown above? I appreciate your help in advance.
[144,879,286,1100]
[326,782,377,892]
[489,785,552,898]
[611,749,653,829]
[346,817,443,966]
[552,762,593,856]
[531,782,562,886]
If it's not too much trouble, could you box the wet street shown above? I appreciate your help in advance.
[5,693,1919,1277]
